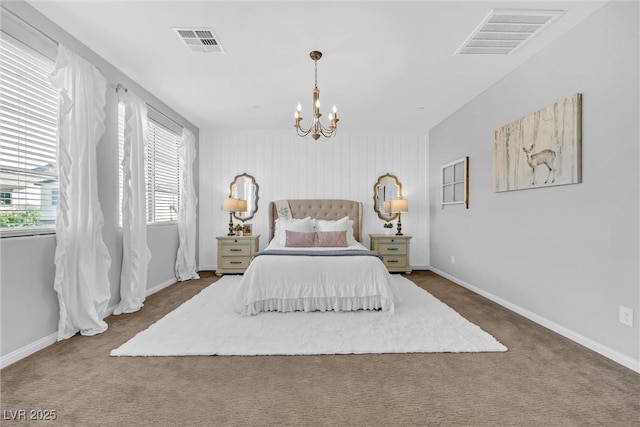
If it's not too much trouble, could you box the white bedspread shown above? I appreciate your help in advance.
[233,242,394,316]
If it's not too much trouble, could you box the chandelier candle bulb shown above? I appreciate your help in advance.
[294,104,302,126]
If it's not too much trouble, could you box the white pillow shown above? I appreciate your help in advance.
[314,216,357,245]
[274,217,314,245]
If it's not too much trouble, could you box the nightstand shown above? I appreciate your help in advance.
[369,234,412,274]
[215,235,260,276]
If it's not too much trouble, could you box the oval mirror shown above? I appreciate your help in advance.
[373,173,402,221]
[229,173,259,222]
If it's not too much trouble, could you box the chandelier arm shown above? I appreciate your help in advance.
[317,121,336,134]
[295,124,313,137]
[298,114,337,139]
[318,127,337,139]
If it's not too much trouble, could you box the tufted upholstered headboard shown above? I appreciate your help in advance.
[268,199,363,243]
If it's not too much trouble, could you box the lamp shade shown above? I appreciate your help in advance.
[222,198,240,212]
[390,199,408,213]
[383,201,392,213]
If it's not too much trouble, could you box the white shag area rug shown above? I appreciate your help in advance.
[111,275,507,356]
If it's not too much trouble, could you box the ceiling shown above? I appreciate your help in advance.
[25,0,607,133]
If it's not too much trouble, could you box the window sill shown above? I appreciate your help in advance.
[147,221,178,228]
[118,221,178,229]
[0,227,56,239]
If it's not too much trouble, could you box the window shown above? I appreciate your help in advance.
[441,156,469,209]
[0,192,11,205]
[0,33,58,234]
[146,119,181,223]
[118,104,181,225]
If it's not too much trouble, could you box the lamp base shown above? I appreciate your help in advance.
[228,213,235,236]
[396,213,403,236]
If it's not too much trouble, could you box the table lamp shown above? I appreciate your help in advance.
[389,199,408,235]
[221,198,247,236]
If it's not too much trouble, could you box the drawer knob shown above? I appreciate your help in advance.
[230,248,242,252]
[388,247,398,251]
[387,260,399,263]
[230,261,242,265]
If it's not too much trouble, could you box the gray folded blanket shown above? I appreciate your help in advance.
[253,249,382,260]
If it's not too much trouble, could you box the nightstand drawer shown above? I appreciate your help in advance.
[219,257,250,269]
[220,244,251,256]
[375,237,405,245]
[378,243,407,255]
[382,255,408,268]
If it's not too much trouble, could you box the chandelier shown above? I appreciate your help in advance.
[294,51,339,140]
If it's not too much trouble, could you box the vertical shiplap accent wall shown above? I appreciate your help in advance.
[199,130,429,270]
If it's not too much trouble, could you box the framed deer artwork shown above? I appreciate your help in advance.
[493,93,582,192]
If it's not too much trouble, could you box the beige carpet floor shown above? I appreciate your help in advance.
[1,271,638,426]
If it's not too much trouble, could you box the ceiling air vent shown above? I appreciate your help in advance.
[455,9,563,55]
[174,28,225,53]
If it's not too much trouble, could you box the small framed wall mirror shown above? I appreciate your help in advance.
[229,173,259,221]
[441,156,469,209]
[373,173,403,221]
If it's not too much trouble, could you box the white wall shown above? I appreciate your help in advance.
[0,1,199,362]
[199,130,429,270]
[429,1,639,368]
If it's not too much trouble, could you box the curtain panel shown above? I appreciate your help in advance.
[49,45,111,340]
[175,128,199,281]
[114,92,151,314]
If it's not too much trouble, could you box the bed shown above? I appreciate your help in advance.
[233,199,395,316]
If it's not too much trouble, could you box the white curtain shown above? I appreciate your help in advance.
[175,128,200,281]
[114,92,151,314]
[49,45,111,340]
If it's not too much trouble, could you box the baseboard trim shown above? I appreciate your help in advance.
[0,332,57,369]
[1,276,180,370]
[429,266,640,373]
[146,277,178,297]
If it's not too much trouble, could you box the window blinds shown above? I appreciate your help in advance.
[118,102,125,226]
[119,104,181,224]
[146,119,181,223]
[0,34,58,233]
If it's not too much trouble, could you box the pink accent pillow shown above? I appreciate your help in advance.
[315,231,348,247]
[315,216,357,245]
[285,230,316,247]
